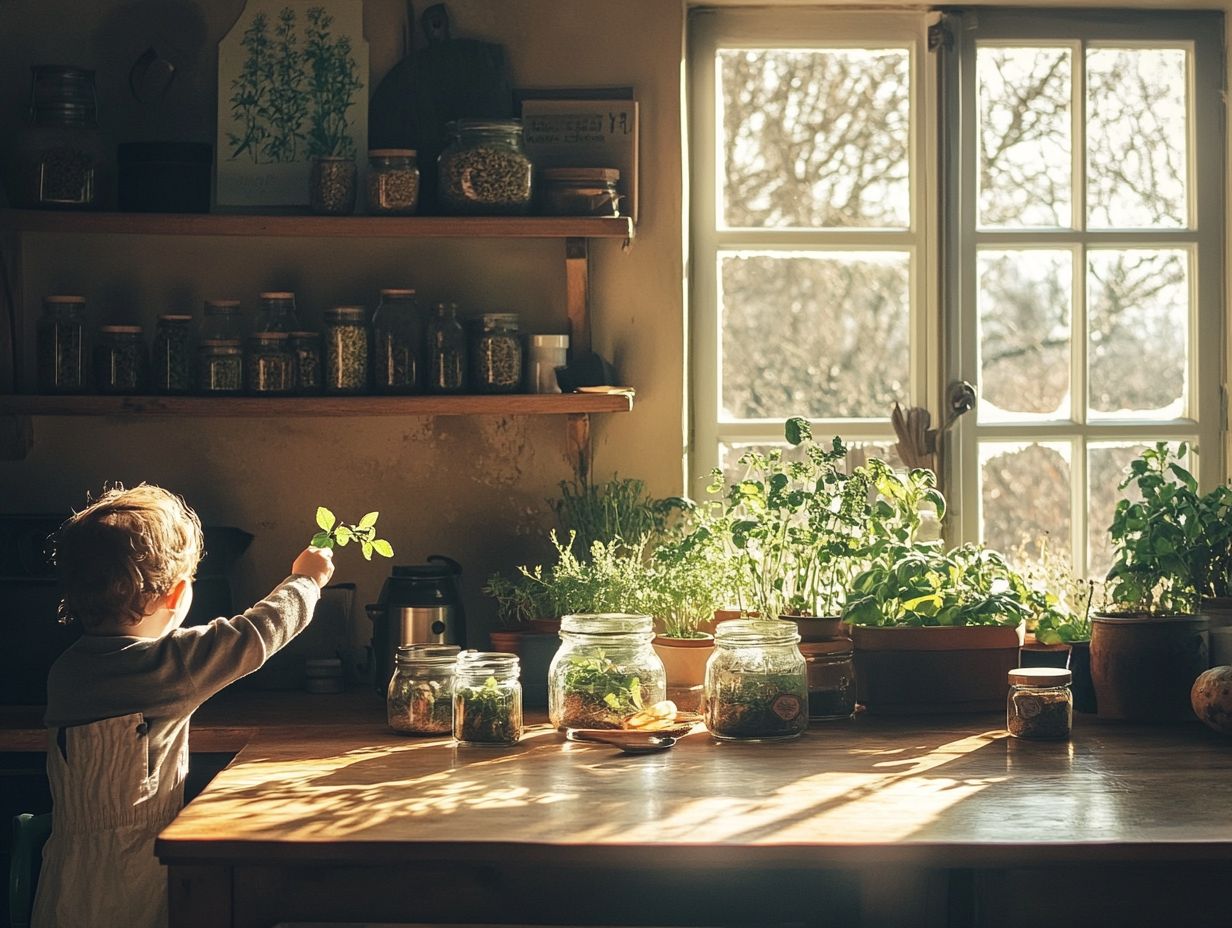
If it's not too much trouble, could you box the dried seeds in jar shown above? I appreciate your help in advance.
[197,339,244,394]
[471,312,522,394]
[245,332,293,394]
[367,149,420,215]
[152,314,195,394]
[438,119,533,215]
[324,306,370,394]
[371,290,423,393]
[288,331,322,394]
[37,295,88,393]
[95,325,148,394]
[310,156,356,215]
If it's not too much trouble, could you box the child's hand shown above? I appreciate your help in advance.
[292,547,335,588]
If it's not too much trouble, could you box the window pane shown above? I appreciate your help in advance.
[1087,442,1190,577]
[981,442,1072,562]
[978,250,1072,421]
[720,252,910,420]
[1087,249,1188,419]
[1087,47,1188,229]
[719,48,910,229]
[977,46,1073,228]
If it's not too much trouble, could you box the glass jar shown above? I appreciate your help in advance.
[254,292,299,333]
[548,613,667,732]
[540,167,621,217]
[1007,667,1073,740]
[454,652,523,746]
[427,302,467,394]
[95,325,148,394]
[387,644,460,735]
[245,332,293,394]
[288,331,322,394]
[202,299,245,341]
[197,339,244,394]
[438,119,533,215]
[470,312,523,394]
[367,149,420,215]
[37,295,89,393]
[152,314,195,394]
[799,639,856,721]
[324,306,370,394]
[309,156,357,215]
[528,334,569,394]
[704,620,808,742]
[371,289,423,393]
[15,66,108,209]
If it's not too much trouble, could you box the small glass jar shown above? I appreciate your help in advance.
[245,332,293,394]
[324,306,370,394]
[704,620,808,742]
[799,639,856,721]
[202,299,246,341]
[471,312,523,394]
[549,613,667,732]
[367,149,420,215]
[254,292,299,334]
[95,325,148,394]
[387,644,460,735]
[197,339,244,394]
[37,295,89,393]
[427,302,467,394]
[371,289,423,393]
[309,156,357,215]
[1007,667,1073,740]
[438,119,533,215]
[288,331,322,394]
[528,334,569,394]
[454,652,523,746]
[16,66,108,209]
[540,167,621,217]
[152,314,195,394]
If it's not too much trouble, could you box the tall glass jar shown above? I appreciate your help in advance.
[309,156,357,215]
[15,66,109,209]
[437,119,534,215]
[427,302,467,394]
[470,312,523,394]
[387,644,460,735]
[371,289,423,393]
[549,613,667,732]
[152,314,195,394]
[37,295,89,393]
[367,149,420,215]
[95,325,148,394]
[324,306,370,394]
[197,339,244,394]
[245,332,293,394]
[1007,667,1072,740]
[704,620,808,742]
[799,639,856,721]
[454,652,523,746]
[202,299,246,341]
[254,292,300,333]
[288,331,322,394]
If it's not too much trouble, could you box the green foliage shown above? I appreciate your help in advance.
[303,6,363,158]
[560,655,644,716]
[641,513,736,637]
[309,506,394,561]
[549,475,683,561]
[1016,540,1102,644]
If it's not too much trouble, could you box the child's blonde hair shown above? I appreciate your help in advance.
[54,484,204,630]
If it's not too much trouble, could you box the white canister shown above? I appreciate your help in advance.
[529,334,569,393]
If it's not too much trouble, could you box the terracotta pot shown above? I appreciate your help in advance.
[1091,613,1208,722]
[851,623,1025,714]
[1019,639,1071,670]
[652,634,715,687]
[1201,597,1232,667]
[488,629,524,656]
[784,614,845,642]
[1068,640,1096,714]
[527,616,562,635]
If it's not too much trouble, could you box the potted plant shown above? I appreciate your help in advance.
[1023,547,1101,713]
[303,7,363,214]
[1178,468,1232,667]
[1094,443,1210,721]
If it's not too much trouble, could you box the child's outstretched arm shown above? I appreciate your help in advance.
[172,547,335,705]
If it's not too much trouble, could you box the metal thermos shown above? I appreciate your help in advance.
[366,555,466,694]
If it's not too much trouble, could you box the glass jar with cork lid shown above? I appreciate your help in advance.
[367,149,420,215]
[438,119,533,215]
[95,325,148,394]
[324,306,370,394]
[470,312,523,394]
[37,295,89,393]
[1007,667,1072,740]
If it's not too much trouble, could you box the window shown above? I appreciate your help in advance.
[689,8,1224,576]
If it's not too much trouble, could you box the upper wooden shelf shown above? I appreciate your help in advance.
[0,392,634,418]
[0,209,634,241]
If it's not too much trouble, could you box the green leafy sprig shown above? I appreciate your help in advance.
[309,507,394,561]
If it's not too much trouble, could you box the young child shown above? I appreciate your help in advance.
[32,484,334,928]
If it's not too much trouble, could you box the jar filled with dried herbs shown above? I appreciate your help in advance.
[1007,667,1072,740]
[95,325,148,394]
[454,652,523,746]
[367,149,420,215]
[202,299,246,341]
[245,332,293,394]
[16,66,108,209]
[470,312,523,394]
[37,295,89,393]
[438,119,533,215]
[288,331,322,394]
[309,156,357,215]
[197,339,244,394]
[704,620,808,742]
[324,306,370,394]
[152,314,195,394]
[371,289,423,393]
[387,644,460,735]
[548,614,666,732]
[254,292,300,334]
[540,167,621,217]
[427,301,467,394]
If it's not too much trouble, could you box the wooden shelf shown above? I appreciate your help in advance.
[0,392,634,418]
[0,209,634,241]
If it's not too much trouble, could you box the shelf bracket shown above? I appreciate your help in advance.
[566,412,591,484]
[565,237,591,358]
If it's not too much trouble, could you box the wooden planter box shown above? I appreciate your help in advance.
[851,623,1025,714]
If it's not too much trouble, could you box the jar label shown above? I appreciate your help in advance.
[1016,695,1042,719]
[772,693,803,721]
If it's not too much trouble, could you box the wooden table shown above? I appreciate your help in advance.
[145,692,1232,928]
